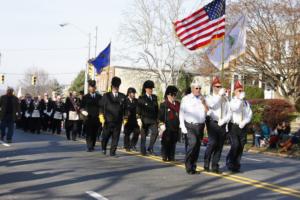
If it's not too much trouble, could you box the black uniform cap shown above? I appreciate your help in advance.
[111,76,121,88]
[164,85,178,98]
[88,80,96,88]
[143,80,155,89]
[127,87,136,95]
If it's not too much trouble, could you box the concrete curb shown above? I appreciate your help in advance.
[247,148,300,159]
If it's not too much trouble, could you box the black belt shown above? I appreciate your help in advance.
[185,121,204,126]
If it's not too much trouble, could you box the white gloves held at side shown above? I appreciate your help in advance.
[159,124,166,137]
[137,119,142,128]
[218,88,226,96]
[239,92,246,100]
[239,120,247,129]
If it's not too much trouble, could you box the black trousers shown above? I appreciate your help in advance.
[85,116,100,150]
[185,122,205,173]
[140,123,158,154]
[204,120,227,170]
[22,116,30,132]
[101,122,122,154]
[30,117,41,133]
[77,120,84,137]
[226,124,247,171]
[66,120,78,140]
[52,119,62,134]
[123,122,140,149]
[161,130,178,161]
[42,115,52,131]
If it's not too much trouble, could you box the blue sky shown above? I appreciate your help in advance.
[0,0,209,89]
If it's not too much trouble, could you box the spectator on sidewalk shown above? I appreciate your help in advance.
[0,87,21,143]
[279,128,300,152]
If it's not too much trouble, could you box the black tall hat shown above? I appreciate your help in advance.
[111,76,121,88]
[88,80,96,88]
[143,80,155,89]
[164,85,178,98]
[127,87,136,95]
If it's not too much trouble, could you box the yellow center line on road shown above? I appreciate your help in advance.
[75,138,300,198]
[117,149,300,199]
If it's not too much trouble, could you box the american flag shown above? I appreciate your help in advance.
[174,0,226,51]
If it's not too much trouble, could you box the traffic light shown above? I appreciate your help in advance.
[1,74,4,84]
[32,75,37,86]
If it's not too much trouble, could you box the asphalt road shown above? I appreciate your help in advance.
[1,128,300,200]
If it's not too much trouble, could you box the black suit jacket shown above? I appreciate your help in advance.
[100,92,126,123]
[137,94,159,125]
[81,93,102,118]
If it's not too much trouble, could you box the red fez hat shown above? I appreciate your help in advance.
[212,77,221,86]
[234,80,243,90]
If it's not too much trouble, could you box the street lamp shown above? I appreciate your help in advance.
[59,23,91,94]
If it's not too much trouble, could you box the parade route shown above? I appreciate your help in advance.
[1,129,300,200]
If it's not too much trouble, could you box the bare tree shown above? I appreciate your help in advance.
[228,0,300,104]
[19,68,63,97]
[120,0,191,90]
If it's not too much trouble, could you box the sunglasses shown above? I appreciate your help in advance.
[214,85,222,88]
[238,90,243,92]
[195,87,201,90]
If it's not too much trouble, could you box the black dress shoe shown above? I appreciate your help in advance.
[141,152,148,156]
[162,158,168,162]
[102,150,107,155]
[131,147,137,151]
[147,149,155,155]
[230,169,241,173]
[187,170,198,175]
[203,167,210,172]
[110,152,116,156]
[87,149,93,152]
[211,169,222,174]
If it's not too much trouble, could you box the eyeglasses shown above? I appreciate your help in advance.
[195,87,201,90]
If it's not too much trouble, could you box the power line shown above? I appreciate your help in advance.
[0,47,88,52]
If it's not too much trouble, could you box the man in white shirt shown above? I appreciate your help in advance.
[204,77,231,174]
[227,80,252,173]
[179,79,207,174]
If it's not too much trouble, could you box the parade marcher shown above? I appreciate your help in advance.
[20,94,32,132]
[41,93,53,132]
[226,80,252,173]
[100,77,126,156]
[81,80,102,152]
[51,95,65,135]
[204,77,231,174]
[0,87,21,143]
[77,90,85,138]
[65,91,80,141]
[179,79,207,174]
[29,96,43,134]
[159,86,180,162]
[137,80,159,156]
[123,87,140,151]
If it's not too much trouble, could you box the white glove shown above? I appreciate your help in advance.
[239,92,245,100]
[137,119,142,128]
[81,110,88,116]
[218,119,225,127]
[181,127,188,135]
[218,88,226,96]
[239,121,247,129]
[159,124,166,137]
[63,113,67,119]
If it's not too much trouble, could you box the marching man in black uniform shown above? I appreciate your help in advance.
[29,96,43,134]
[65,92,80,141]
[159,86,180,162]
[204,77,231,174]
[81,80,102,152]
[100,77,126,156]
[227,80,252,173]
[41,93,53,132]
[20,94,32,132]
[179,79,207,174]
[137,80,159,156]
[51,95,65,135]
[123,87,140,152]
